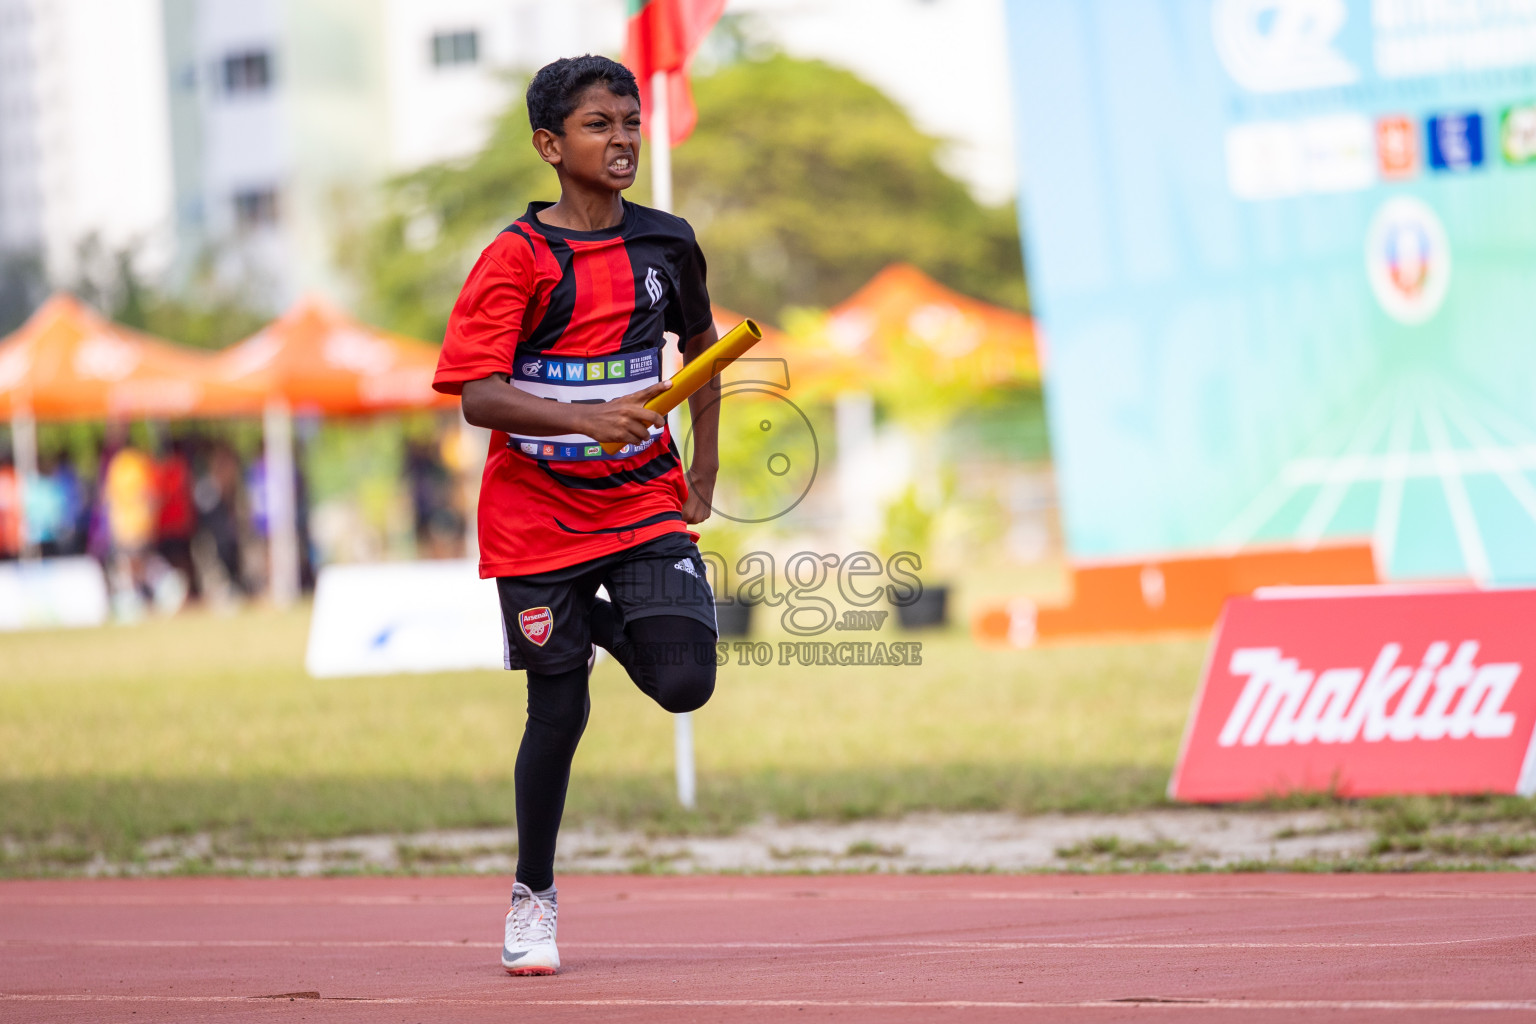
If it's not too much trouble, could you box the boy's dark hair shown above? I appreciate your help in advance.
[526,55,640,135]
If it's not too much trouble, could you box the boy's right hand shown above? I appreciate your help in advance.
[582,380,672,444]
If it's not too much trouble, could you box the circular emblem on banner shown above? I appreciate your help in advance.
[1365,197,1451,326]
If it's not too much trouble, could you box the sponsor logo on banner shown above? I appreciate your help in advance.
[1429,111,1484,171]
[1300,114,1375,191]
[1226,114,1374,200]
[564,362,585,382]
[587,361,605,380]
[545,362,564,380]
[541,444,555,457]
[1211,0,1358,94]
[1365,197,1451,326]
[1376,115,1418,179]
[521,359,542,377]
[520,442,539,455]
[629,353,655,376]
[1169,589,1536,802]
[584,445,601,457]
[1226,121,1303,199]
[518,607,554,646]
[1502,102,1536,165]
[608,359,626,379]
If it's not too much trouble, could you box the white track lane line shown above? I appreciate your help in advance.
[8,888,1536,906]
[4,936,1530,950]
[4,994,1536,1011]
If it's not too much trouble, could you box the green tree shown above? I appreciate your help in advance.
[677,55,1028,322]
[67,235,269,350]
[347,54,1028,340]
[344,96,550,343]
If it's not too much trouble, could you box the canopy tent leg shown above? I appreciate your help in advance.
[11,408,38,561]
[263,399,301,607]
[835,390,880,546]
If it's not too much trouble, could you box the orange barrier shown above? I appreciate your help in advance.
[973,541,1380,647]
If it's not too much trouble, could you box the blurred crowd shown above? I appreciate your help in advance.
[0,427,313,615]
[0,420,473,613]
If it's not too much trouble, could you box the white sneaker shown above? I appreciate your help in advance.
[502,882,559,976]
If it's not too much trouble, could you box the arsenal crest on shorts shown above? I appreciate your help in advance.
[519,607,554,646]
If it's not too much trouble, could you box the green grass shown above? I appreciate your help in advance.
[7,600,1535,875]
[0,602,1201,862]
[1055,835,1187,863]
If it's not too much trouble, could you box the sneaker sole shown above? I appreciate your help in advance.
[505,965,558,976]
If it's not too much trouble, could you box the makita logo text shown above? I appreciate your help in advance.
[1218,642,1520,748]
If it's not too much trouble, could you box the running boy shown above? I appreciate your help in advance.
[432,55,722,976]
[430,54,721,976]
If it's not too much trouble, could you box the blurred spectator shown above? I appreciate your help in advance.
[245,452,317,593]
[193,441,250,597]
[406,436,464,558]
[54,451,86,555]
[296,458,316,593]
[22,452,69,557]
[155,439,200,600]
[0,449,20,559]
[87,436,115,564]
[103,437,157,599]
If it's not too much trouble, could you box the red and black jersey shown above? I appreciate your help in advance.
[434,200,714,578]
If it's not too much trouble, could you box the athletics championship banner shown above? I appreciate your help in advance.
[1169,588,1536,801]
[1005,1,1536,584]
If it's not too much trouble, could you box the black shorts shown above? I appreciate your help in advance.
[496,532,717,673]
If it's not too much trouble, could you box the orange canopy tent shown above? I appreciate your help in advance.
[208,296,456,605]
[210,296,455,416]
[709,306,873,400]
[824,264,1040,387]
[0,293,265,422]
[708,307,804,388]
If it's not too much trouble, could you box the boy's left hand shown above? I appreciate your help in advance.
[682,466,716,524]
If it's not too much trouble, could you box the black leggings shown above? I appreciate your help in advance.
[514,615,716,891]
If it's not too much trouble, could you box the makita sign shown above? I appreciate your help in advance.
[1170,589,1536,802]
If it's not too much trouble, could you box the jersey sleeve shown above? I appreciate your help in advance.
[433,239,533,396]
[665,234,714,348]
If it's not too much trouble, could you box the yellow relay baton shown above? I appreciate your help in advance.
[601,318,763,455]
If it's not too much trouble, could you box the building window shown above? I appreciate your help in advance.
[233,188,278,229]
[223,50,271,94]
[431,30,478,68]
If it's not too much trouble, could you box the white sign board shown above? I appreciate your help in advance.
[0,557,110,632]
[306,560,506,677]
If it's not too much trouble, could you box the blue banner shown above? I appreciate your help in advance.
[1007,0,1536,583]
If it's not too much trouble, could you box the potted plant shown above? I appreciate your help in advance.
[879,483,951,630]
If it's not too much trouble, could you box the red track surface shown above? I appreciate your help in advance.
[4,874,1536,1022]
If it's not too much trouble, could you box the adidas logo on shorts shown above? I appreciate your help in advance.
[673,558,699,579]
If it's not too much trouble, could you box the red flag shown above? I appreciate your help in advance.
[623,0,725,146]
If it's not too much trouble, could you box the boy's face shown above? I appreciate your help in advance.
[537,84,641,193]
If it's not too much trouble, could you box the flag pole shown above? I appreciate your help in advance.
[650,68,697,812]
[650,70,673,214]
